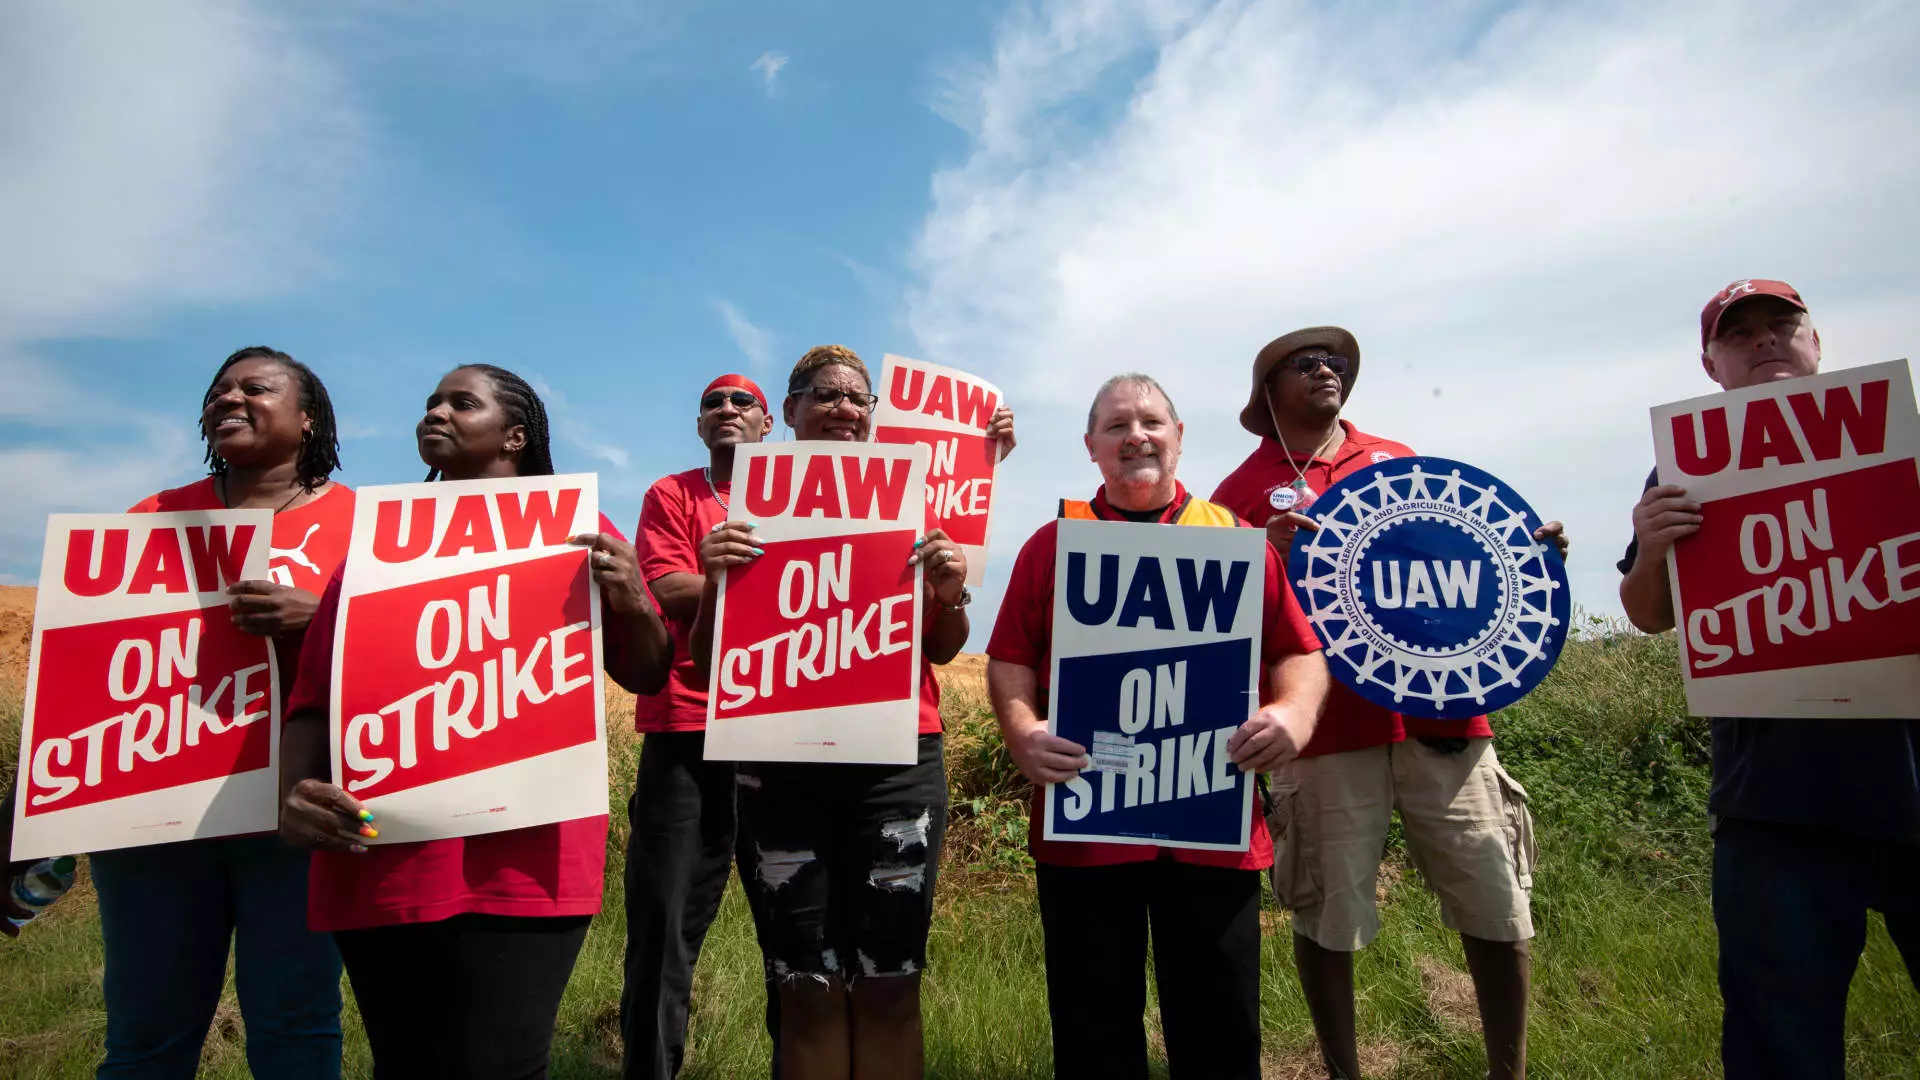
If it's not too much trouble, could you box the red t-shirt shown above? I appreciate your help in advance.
[130,478,357,703]
[1210,421,1495,750]
[984,483,1323,871]
[636,466,946,736]
[285,514,624,932]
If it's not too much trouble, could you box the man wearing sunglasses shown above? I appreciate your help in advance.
[1211,327,1559,1080]
[622,374,779,1080]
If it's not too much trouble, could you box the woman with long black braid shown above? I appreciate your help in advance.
[0,345,357,1078]
[278,363,671,1080]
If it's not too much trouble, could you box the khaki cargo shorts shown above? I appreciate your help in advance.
[1266,738,1536,951]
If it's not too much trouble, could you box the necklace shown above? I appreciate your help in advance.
[1280,426,1341,493]
[219,476,310,515]
[703,467,729,512]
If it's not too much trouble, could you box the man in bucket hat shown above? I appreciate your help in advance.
[1212,327,1565,1080]
[1618,279,1919,1080]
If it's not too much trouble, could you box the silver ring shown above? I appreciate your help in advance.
[594,551,614,569]
[940,549,957,563]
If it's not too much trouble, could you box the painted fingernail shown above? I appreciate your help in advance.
[913,537,926,547]
[359,825,378,839]
[350,843,368,854]
[749,547,765,556]
[358,809,375,822]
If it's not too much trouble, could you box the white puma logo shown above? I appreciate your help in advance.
[269,523,323,587]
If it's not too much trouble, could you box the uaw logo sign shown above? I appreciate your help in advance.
[1288,457,1570,719]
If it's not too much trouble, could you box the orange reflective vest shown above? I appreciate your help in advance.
[1057,493,1239,529]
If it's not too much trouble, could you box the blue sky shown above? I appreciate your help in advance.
[5,0,1919,648]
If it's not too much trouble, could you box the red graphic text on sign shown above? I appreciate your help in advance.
[338,552,596,798]
[714,531,918,721]
[1678,460,1920,676]
[873,427,996,544]
[26,607,272,813]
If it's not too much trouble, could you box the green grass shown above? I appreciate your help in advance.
[3,629,1918,1078]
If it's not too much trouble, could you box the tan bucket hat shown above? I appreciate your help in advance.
[1238,325,1361,438]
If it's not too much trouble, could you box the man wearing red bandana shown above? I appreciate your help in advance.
[621,374,778,1079]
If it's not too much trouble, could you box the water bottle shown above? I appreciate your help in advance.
[7,856,78,928]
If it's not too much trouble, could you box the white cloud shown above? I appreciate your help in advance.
[0,0,365,579]
[714,298,779,372]
[911,0,1920,621]
[527,375,633,471]
[751,50,790,96]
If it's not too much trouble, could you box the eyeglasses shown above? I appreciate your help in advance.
[789,385,878,411]
[701,390,761,411]
[1285,354,1350,376]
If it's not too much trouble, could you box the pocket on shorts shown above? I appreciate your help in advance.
[1266,783,1322,910]
[1492,765,1537,891]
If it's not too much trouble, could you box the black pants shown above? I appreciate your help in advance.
[619,730,779,1079]
[1036,859,1263,1080]
[1714,818,1920,1080]
[335,913,590,1080]
[738,734,948,981]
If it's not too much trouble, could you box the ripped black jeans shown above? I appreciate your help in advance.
[736,734,948,982]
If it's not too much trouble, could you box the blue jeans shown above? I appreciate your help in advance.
[90,835,343,1080]
[1713,817,1920,1080]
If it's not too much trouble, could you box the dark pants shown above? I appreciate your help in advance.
[335,913,590,1080]
[620,730,778,1079]
[1713,817,1920,1080]
[737,733,948,980]
[90,835,342,1080]
[1036,858,1263,1080]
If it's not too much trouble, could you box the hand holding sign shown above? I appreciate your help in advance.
[225,580,320,637]
[1225,702,1312,774]
[1263,511,1319,563]
[986,404,1017,457]
[699,521,763,570]
[1631,484,1703,562]
[569,532,651,617]
[281,777,373,854]
[907,528,968,605]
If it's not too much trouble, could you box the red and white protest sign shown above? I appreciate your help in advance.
[331,475,607,843]
[704,442,931,765]
[1652,359,1920,718]
[12,511,278,859]
[871,354,1003,586]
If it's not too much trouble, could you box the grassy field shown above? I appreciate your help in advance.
[1,627,1916,1078]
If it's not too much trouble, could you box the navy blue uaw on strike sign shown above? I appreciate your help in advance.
[1046,518,1267,851]
[1288,457,1570,720]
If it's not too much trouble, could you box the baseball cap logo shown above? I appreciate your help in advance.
[1719,280,1757,307]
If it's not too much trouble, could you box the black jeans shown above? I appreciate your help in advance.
[1036,858,1263,1080]
[619,730,778,1079]
[1714,817,1920,1080]
[737,733,948,980]
[334,913,590,1080]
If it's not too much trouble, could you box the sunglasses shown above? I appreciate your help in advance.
[701,390,761,411]
[1285,354,1351,376]
[789,385,878,411]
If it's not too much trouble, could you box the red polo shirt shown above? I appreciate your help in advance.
[985,483,1322,870]
[635,466,945,735]
[1210,421,1495,752]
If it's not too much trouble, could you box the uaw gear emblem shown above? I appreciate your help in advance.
[1288,457,1569,720]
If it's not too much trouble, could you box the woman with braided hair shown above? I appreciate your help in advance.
[278,363,671,1080]
[0,345,357,1077]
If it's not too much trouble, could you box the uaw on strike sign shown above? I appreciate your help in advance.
[13,512,278,859]
[872,355,1003,587]
[332,475,608,843]
[1045,520,1266,851]
[705,442,931,766]
[1653,359,1920,718]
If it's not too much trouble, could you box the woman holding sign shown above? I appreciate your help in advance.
[0,346,356,1077]
[690,345,1005,1080]
[278,363,671,1080]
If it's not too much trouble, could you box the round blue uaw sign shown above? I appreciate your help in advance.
[1287,457,1570,720]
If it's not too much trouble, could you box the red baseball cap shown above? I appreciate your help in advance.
[701,374,767,412]
[1700,279,1807,348]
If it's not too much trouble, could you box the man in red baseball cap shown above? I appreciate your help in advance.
[1620,279,1918,1079]
[1212,326,1566,1080]
[621,373,778,1079]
